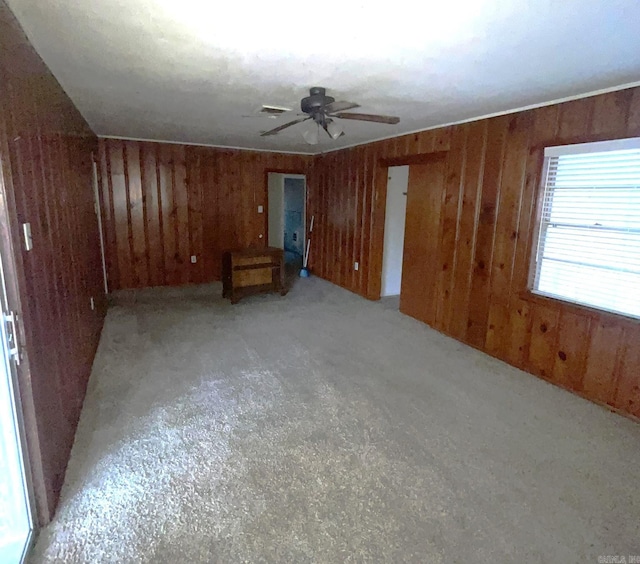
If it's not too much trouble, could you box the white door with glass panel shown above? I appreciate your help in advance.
[0,252,34,564]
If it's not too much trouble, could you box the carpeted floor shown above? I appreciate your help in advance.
[31,277,640,562]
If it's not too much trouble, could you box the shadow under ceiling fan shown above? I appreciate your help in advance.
[260,87,400,144]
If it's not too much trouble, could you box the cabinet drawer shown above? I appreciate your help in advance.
[234,255,274,267]
[233,267,272,288]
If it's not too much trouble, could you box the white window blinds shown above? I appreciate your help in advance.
[532,138,640,319]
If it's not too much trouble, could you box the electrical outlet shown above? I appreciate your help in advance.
[354,261,359,271]
[258,205,264,213]
[191,255,197,263]
[90,297,95,310]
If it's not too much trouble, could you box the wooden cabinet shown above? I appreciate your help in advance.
[222,247,287,304]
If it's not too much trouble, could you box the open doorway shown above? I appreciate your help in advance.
[380,165,409,307]
[268,173,306,273]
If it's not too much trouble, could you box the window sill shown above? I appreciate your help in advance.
[519,290,640,327]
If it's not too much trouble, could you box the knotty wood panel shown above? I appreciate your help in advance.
[400,159,446,325]
[0,1,106,521]
[98,139,312,289]
[307,85,640,420]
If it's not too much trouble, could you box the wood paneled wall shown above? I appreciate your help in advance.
[97,139,311,290]
[93,90,640,419]
[0,1,106,521]
[308,87,640,419]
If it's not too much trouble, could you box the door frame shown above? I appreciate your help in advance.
[265,170,307,251]
[380,165,409,297]
[371,152,449,300]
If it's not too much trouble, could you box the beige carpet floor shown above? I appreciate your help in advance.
[31,277,640,562]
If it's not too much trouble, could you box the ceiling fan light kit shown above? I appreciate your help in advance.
[260,87,400,144]
[302,123,319,145]
[326,120,343,140]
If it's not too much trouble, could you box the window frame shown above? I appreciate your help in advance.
[527,137,640,322]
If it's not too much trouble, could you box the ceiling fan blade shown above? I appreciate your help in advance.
[260,117,309,136]
[334,112,400,125]
[324,101,360,113]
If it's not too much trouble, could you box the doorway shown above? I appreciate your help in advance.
[381,165,409,298]
[0,252,34,564]
[268,173,306,269]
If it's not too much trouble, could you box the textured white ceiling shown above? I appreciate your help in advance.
[6,0,640,154]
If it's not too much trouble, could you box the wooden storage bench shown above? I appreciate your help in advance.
[222,247,287,304]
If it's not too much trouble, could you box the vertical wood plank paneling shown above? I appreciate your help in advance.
[215,151,230,277]
[448,121,487,341]
[359,146,371,294]
[329,153,339,285]
[35,134,69,414]
[346,149,356,290]
[109,141,134,289]
[628,89,640,135]
[552,311,591,391]
[503,107,559,367]
[98,140,311,289]
[347,149,357,291]
[367,148,386,299]
[336,150,346,288]
[142,143,163,287]
[125,141,148,288]
[590,89,632,137]
[202,150,218,280]
[434,125,466,332]
[614,326,640,417]
[353,147,364,291]
[138,143,152,285]
[1,0,106,519]
[485,114,531,356]
[582,320,623,405]
[526,304,561,380]
[466,115,508,347]
[158,143,177,286]
[558,97,594,141]
[308,85,640,420]
[173,145,189,285]
[188,148,205,283]
[339,151,347,288]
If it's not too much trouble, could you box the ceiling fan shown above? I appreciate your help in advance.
[260,87,400,144]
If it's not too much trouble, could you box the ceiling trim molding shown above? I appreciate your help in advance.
[317,80,640,155]
[99,80,640,157]
[97,135,315,156]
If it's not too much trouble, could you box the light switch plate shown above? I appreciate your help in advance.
[258,205,264,213]
[190,255,197,263]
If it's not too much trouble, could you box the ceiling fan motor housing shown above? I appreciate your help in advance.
[301,87,335,115]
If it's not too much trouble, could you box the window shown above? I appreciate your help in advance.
[531,138,640,319]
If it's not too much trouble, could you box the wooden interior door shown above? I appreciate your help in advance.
[399,158,446,326]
